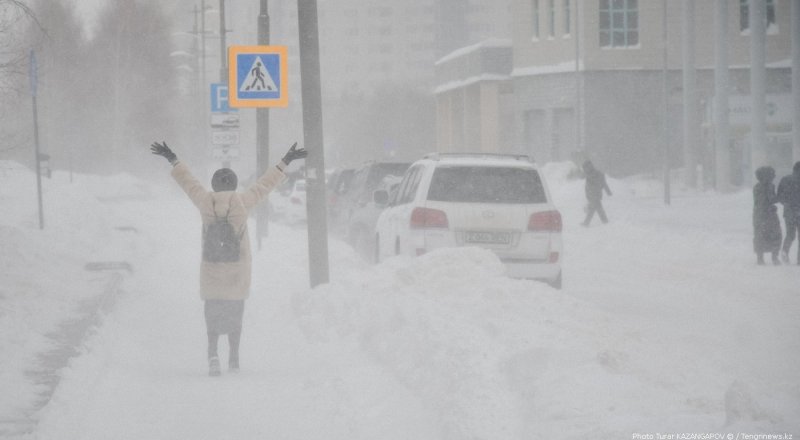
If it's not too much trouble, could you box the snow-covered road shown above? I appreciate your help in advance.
[2,162,798,439]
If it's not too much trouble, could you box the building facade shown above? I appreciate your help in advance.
[434,40,515,154]
[510,0,793,179]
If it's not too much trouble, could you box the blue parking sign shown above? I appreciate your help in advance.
[210,83,237,113]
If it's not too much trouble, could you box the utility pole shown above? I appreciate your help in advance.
[682,0,698,188]
[256,0,270,247]
[792,0,800,164]
[218,0,230,169]
[662,0,671,205]
[713,0,731,191]
[297,0,330,287]
[750,0,767,178]
[201,0,208,162]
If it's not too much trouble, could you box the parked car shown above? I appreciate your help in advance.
[326,167,355,229]
[373,153,563,288]
[333,161,411,260]
[285,179,307,224]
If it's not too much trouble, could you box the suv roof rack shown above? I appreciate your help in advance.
[423,152,535,162]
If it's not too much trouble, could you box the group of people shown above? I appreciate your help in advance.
[753,161,800,266]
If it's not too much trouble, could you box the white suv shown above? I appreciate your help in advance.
[373,154,562,288]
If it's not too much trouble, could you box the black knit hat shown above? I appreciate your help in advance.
[211,168,238,192]
[755,166,775,183]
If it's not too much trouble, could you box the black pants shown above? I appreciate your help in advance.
[208,330,240,364]
[583,199,608,225]
[204,300,244,363]
[783,214,800,259]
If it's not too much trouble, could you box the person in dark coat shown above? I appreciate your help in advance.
[777,161,800,264]
[753,166,782,265]
[581,160,612,226]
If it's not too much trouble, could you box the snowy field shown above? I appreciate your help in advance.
[1,159,798,439]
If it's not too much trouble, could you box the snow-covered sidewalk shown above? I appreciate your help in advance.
[1,161,798,439]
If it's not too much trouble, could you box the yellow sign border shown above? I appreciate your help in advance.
[228,45,288,108]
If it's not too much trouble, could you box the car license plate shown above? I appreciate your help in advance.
[464,231,511,245]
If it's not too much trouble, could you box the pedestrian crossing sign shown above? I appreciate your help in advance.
[228,45,288,108]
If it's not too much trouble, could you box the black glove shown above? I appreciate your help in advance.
[150,141,177,164]
[281,142,308,165]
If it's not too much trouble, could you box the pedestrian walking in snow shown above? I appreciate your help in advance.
[581,160,612,226]
[777,161,800,264]
[752,166,782,265]
[150,141,307,376]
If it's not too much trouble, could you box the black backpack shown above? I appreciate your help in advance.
[203,198,243,263]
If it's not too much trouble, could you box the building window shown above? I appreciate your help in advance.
[548,0,555,37]
[599,0,639,48]
[739,0,776,32]
[532,0,540,39]
[564,0,571,36]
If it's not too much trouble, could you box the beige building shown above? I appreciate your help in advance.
[435,0,794,179]
[511,0,794,178]
[434,39,515,154]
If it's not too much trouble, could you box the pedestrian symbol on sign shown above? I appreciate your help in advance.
[228,45,288,108]
[241,57,277,93]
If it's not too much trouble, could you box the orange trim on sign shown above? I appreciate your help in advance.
[228,45,288,108]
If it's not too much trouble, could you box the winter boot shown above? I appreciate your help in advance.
[772,252,781,266]
[781,251,790,264]
[757,254,765,265]
[209,356,221,377]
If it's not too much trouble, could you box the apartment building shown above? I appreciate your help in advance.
[511,0,793,178]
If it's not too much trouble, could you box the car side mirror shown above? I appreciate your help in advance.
[373,189,389,207]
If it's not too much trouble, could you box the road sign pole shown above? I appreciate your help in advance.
[297,0,330,287]
[218,0,230,168]
[256,0,270,247]
[30,50,44,230]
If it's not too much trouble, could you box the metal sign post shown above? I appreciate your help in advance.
[256,0,271,246]
[228,43,289,248]
[30,50,44,230]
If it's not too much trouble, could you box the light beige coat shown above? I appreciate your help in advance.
[171,162,286,300]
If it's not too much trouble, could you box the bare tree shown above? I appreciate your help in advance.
[0,0,44,90]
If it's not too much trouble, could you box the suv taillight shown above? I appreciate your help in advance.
[410,207,449,229]
[528,210,562,232]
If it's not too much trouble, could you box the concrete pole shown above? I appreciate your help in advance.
[750,0,767,175]
[682,0,698,188]
[297,0,330,287]
[713,0,731,191]
[662,0,671,205]
[792,0,800,164]
[574,0,582,156]
[256,0,270,247]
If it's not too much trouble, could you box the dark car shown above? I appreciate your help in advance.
[326,167,355,228]
[332,161,411,260]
